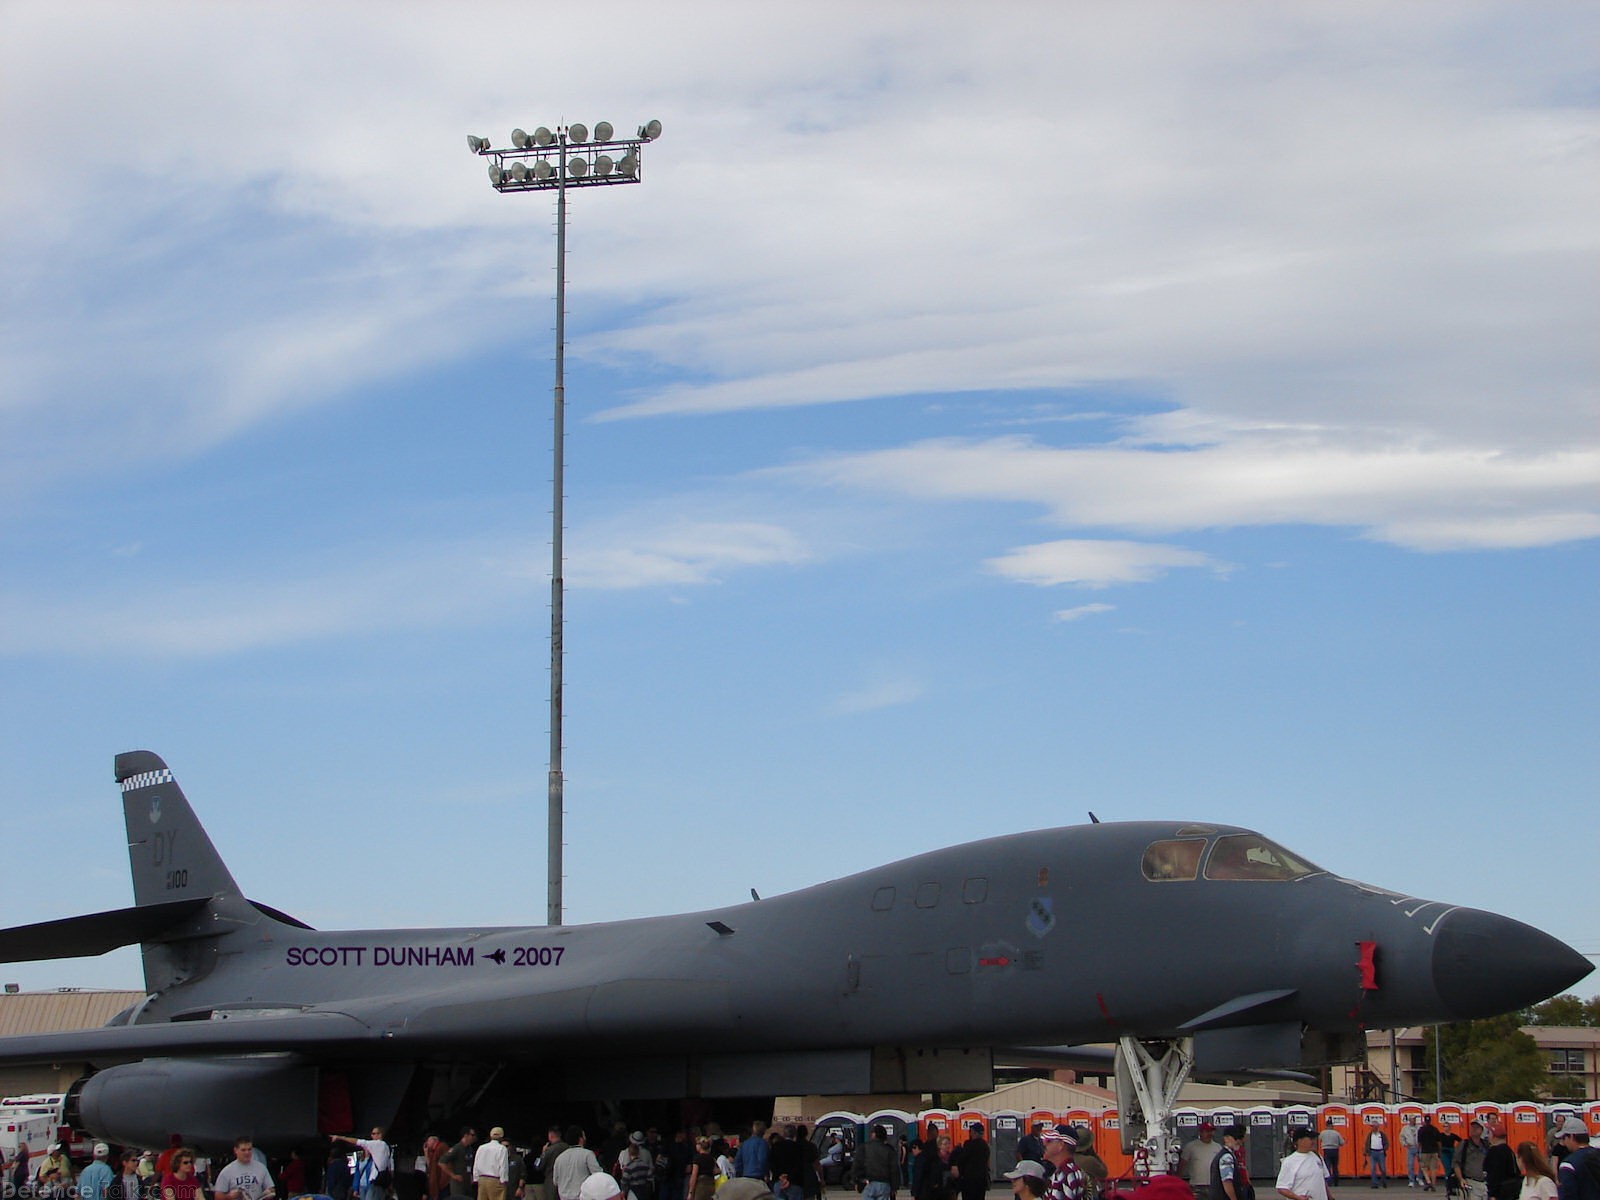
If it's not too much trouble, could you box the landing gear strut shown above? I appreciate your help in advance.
[1114,1036,1195,1178]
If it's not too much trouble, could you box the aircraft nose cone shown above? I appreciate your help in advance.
[1432,908,1592,1020]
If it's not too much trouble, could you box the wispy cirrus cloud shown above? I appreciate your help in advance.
[799,432,1600,552]
[0,520,811,659]
[1052,603,1117,622]
[830,676,925,716]
[987,540,1218,589]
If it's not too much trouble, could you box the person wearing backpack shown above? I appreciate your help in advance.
[1553,1119,1600,1200]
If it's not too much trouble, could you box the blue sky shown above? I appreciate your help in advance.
[1,2,1595,995]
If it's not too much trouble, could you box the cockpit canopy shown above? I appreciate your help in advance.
[1141,832,1322,882]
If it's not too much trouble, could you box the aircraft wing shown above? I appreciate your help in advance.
[0,1010,376,1066]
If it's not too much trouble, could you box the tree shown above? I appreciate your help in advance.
[1527,994,1600,1027]
[1418,1014,1580,1101]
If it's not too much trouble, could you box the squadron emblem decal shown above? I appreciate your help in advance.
[149,797,162,824]
[1026,895,1055,938]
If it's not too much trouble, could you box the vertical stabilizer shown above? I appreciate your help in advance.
[116,750,242,907]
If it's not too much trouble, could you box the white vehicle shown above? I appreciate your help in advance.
[0,1107,57,1164]
[0,1094,82,1163]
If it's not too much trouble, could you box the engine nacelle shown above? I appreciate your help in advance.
[74,1057,319,1149]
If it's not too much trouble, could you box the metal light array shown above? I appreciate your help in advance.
[462,115,663,928]
[467,119,661,192]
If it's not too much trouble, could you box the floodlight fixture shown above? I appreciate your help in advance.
[466,114,663,928]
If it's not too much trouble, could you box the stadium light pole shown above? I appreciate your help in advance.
[468,118,662,928]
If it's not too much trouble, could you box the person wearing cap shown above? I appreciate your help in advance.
[80,1142,117,1200]
[1041,1129,1087,1200]
[1553,1119,1597,1200]
[1181,1124,1223,1200]
[39,1143,75,1186]
[474,1128,511,1200]
[1276,1129,1329,1200]
[1006,1161,1049,1200]
[1210,1127,1253,1200]
[1458,1125,1492,1200]
[1072,1130,1106,1199]
[618,1132,654,1200]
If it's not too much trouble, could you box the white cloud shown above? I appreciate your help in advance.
[1053,603,1116,622]
[3,2,1596,500]
[831,677,925,715]
[567,522,810,589]
[0,521,810,659]
[988,541,1215,589]
[803,433,1600,551]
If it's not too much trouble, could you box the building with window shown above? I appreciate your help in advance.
[1334,1026,1600,1103]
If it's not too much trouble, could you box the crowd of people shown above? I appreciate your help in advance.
[0,1115,1592,1200]
[1275,1120,1598,1200]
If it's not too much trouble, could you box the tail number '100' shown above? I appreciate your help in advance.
[165,870,189,890]
[515,946,564,966]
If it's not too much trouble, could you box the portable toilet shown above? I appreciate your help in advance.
[1174,1108,1204,1158]
[955,1111,989,1140]
[1284,1107,1317,1161]
[991,1112,1024,1177]
[1585,1102,1600,1136]
[1100,1110,1135,1175]
[1245,1106,1283,1180]
[1355,1104,1397,1181]
[1319,1104,1356,1179]
[921,1110,956,1151]
[867,1109,915,1156]
[1026,1110,1058,1147]
[1507,1103,1543,1148]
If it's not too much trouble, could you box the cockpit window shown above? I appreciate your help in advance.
[1203,834,1321,881]
[1142,839,1206,881]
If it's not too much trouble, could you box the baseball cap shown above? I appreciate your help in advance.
[1556,1117,1589,1138]
[1005,1162,1047,1181]
[580,1175,623,1200]
[490,1127,505,1140]
[1198,1122,1215,1132]
[94,1145,111,1158]
[1293,1128,1317,1142]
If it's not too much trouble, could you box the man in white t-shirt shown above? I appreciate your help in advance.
[334,1128,394,1200]
[1278,1129,1331,1200]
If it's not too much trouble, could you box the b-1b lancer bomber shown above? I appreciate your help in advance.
[0,752,1587,1159]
